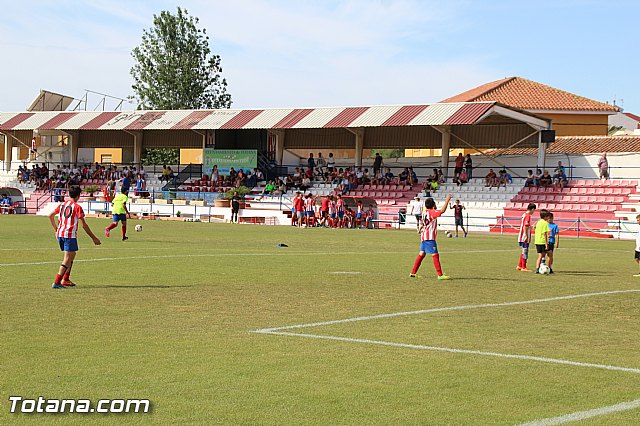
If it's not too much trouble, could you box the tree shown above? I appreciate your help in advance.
[141,148,179,165]
[131,7,232,110]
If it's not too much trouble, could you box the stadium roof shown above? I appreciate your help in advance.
[0,101,549,132]
[483,135,640,155]
[441,77,619,113]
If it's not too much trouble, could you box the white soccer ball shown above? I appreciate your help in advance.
[445,230,453,238]
[135,224,143,232]
[539,263,550,274]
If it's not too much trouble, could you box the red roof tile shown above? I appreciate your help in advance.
[441,77,618,112]
[624,112,640,123]
[485,136,640,155]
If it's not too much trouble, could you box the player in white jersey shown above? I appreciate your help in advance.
[410,195,452,280]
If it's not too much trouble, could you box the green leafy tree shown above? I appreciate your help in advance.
[141,148,179,165]
[130,7,232,110]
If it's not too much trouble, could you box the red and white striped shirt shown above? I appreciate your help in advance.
[329,200,336,214]
[55,200,85,239]
[336,199,344,212]
[518,212,532,243]
[357,204,363,214]
[420,209,442,241]
[304,198,314,212]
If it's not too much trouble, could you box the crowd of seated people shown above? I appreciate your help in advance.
[485,168,513,188]
[524,162,568,189]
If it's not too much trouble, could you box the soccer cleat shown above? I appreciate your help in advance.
[122,236,128,241]
[520,268,533,272]
[61,281,76,287]
[52,283,66,289]
[634,274,640,277]
[516,266,522,271]
[409,273,416,278]
[437,275,451,280]
[535,270,540,274]
[105,228,110,237]
[464,233,468,238]
[549,269,554,274]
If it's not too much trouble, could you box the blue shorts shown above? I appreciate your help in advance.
[58,237,79,252]
[420,240,438,254]
[338,211,344,218]
[519,242,530,249]
[113,214,127,222]
[356,213,362,219]
[306,211,314,216]
[330,213,336,218]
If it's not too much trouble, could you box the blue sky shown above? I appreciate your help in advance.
[0,0,637,112]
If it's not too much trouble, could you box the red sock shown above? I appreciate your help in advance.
[518,254,524,268]
[107,223,117,231]
[55,274,63,284]
[522,255,528,268]
[411,254,426,274]
[122,224,127,238]
[433,254,443,276]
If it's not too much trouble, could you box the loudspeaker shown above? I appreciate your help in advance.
[541,130,556,143]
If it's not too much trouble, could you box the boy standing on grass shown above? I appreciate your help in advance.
[546,213,559,274]
[48,186,101,289]
[410,195,452,280]
[517,203,536,272]
[634,214,640,277]
[534,210,550,274]
[105,188,130,241]
[449,199,467,238]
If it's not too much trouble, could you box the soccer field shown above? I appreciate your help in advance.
[1,216,639,425]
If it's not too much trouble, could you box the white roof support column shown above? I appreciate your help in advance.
[2,133,12,172]
[269,130,285,166]
[433,125,452,178]
[537,132,547,170]
[62,131,79,166]
[346,128,364,167]
[134,132,143,165]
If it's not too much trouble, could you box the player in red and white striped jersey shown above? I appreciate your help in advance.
[411,194,452,280]
[516,203,537,272]
[48,186,101,289]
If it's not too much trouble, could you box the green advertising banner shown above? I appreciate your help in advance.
[203,149,258,176]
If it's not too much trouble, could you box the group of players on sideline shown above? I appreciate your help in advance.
[288,193,375,229]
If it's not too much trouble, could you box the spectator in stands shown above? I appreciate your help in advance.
[534,169,542,186]
[300,175,311,192]
[254,168,263,182]
[553,168,568,189]
[383,168,394,184]
[408,167,418,185]
[398,168,408,184]
[454,169,468,186]
[373,153,383,176]
[597,152,609,181]
[464,154,473,179]
[0,194,12,214]
[212,165,220,184]
[525,170,535,187]
[554,161,566,177]
[498,170,508,187]
[262,180,275,195]
[540,170,553,187]
[327,152,336,172]
[485,169,498,187]
[454,153,464,179]
[316,153,326,176]
[437,169,446,184]
[159,165,169,182]
[355,167,364,183]
[307,153,315,174]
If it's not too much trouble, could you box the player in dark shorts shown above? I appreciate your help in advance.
[231,191,241,223]
[449,199,467,237]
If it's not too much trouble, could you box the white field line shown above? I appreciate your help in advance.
[519,398,640,425]
[256,331,640,375]
[254,290,640,333]
[0,248,515,267]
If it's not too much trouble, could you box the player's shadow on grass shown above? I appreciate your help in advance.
[86,284,191,289]
[558,271,608,276]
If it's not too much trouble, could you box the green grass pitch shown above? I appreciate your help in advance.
[1,216,639,425]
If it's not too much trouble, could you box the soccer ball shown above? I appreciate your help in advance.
[539,263,550,274]
[445,230,453,238]
[135,224,143,232]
